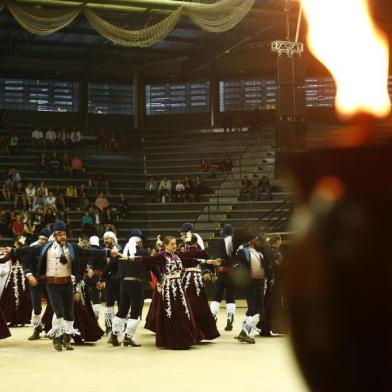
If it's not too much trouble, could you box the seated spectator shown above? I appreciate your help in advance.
[95,192,109,212]
[240,176,253,200]
[48,153,62,174]
[32,207,44,232]
[58,129,69,148]
[145,177,157,201]
[55,189,67,212]
[32,128,44,148]
[222,154,234,177]
[78,192,90,212]
[78,183,87,197]
[14,182,27,210]
[37,181,48,197]
[94,171,109,194]
[255,176,272,201]
[174,179,186,202]
[1,183,12,201]
[37,153,49,174]
[102,207,116,235]
[0,207,10,237]
[65,184,78,208]
[0,134,9,154]
[71,155,85,177]
[25,183,36,208]
[158,176,172,203]
[44,207,56,229]
[93,207,103,235]
[117,193,129,219]
[62,153,71,176]
[107,131,118,151]
[98,130,108,151]
[193,176,210,202]
[70,129,81,148]
[200,156,209,172]
[46,192,57,211]
[6,168,21,190]
[11,214,24,238]
[209,159,220,177]
[118,131,129,151]
[23,218,35,242]
[32,189,47,212]
[45,128,57,148]
[9,132,19,154]
[184,176,195,202]
[75,130,82,148]
[81,211,94,236]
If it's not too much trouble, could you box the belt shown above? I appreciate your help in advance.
[164,272,181,280]
[37,275,47,281]
[93,270,103,276]
[47,276,72,285]
[184,268,201,273]
[124,277,142,282]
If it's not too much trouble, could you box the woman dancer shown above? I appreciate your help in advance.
[124,236,220,349]
[181,234,220,341]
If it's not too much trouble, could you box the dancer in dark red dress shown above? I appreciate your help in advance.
[0,239,32,326]
[125,236,221,349]
[181,235,220,341]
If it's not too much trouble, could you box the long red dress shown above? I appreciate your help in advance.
[0,255,32,326]
[181,249,220,341]
[136,250,207,349]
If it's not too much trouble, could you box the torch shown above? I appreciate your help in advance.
[285,1,392,392]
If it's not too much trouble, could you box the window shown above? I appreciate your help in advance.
[145,82,210,115]
[0,79,79,112]
[88,83,133,115]
[305,76,336,107]
[219,79,277,112]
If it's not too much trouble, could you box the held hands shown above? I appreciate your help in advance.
[206,258,223,267]
[28,276,38,287]
[97,281,106,290]
[110,249,121,258]
[0,247,12,255]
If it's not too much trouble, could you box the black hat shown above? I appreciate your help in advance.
[129,229,143,239]
[220,224,233,237]
[180,223,193,233]
[53,220,67,232]
[39,228,51,238]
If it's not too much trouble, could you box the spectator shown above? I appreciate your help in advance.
[45,128,57,148]
[94,171,109,194]
[44,207,56,229]
[1,183,12,201]
[118,131,129,151]
[78,192,90,212]
[55,188,67,212]
[37,181,48,197]
[31,128,44,148]
[117,192,129,219]
[78,183,87,197]
[93,207,103,235]
[11,214,24,238]
[183,176,195,202]
[255,176,272,201]
[0,134,9,154]
[9,132,19,154]
[23,218,35,242]
[59,129,69,148]
[75,130,82,148]
[45,192,57,211]
[234,112,243,132]
[102,207,116,234]
[108,131,118,151]
[193,176,209,202]
[98,130,108,151]
[174,179,186,202]
[70,129,81,148]
[200,156,210,172]
[71,155,85,177]
[95,192,109,212]
[158,176,172,203]
[36,153,49,174]
[48,153,62,174]
[62,153,71,176]
[223,154,234,177]
[32,189,47,212]
[145,177,157,201]
[65,184,78,209]
[14,182,27,210]
[81,210,94,236]
[6,168,21,190]
[32,207,44,232]
[0,207,9,237]
[25,183,36,207]
[240,176,253,200]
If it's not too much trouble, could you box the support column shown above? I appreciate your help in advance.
[133,73,145,130]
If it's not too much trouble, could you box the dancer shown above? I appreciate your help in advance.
[181,234,220,341]
[125,236,221,349]
[233,229,273,344]
[210,223,236,331]
[101,229,149,347]
[0,257,10,298]
[23,228,51,340]
[180,223,205,250]
[2,220,120,351]
[0,238,32,326]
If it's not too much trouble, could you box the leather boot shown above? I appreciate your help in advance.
[235,329,255,344]
[53,336,63,351]
[224,317,233,331]
[123,335,141,347]
[28,325,42,341]
[108,333,120,346]
[62,334,74,351]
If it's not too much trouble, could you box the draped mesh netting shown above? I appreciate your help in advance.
[0,0,256,46]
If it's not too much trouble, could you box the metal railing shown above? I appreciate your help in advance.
[256,198,293,233]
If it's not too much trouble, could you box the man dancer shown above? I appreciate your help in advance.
[4,220,119,351]
[23,228,51,340]
[209,224,236,331]
[102,231,122,334]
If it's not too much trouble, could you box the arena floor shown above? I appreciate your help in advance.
[0,304,308,392]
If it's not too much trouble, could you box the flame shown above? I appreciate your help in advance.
[302,0,391,119]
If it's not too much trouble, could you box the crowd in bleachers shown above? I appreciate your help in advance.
[199,154,233,177]
[239,175,272,201]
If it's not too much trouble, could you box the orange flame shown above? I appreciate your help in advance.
[302,0,391,119]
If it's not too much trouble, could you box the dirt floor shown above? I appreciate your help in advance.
[0,304,309,392]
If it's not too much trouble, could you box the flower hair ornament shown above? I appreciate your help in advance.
[17,236,26,245]
[184,231,193,243]
[156,235,164,249]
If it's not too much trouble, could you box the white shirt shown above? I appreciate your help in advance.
[70,132,77,142]
[25,187,36,198]
[46,196,56,206]
[46,242,72,277]
[75,131,81,142]
[224,235,233,257]
[45,130,56,141]
[32,130,43,140]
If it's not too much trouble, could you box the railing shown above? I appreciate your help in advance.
[256,198,293,233]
